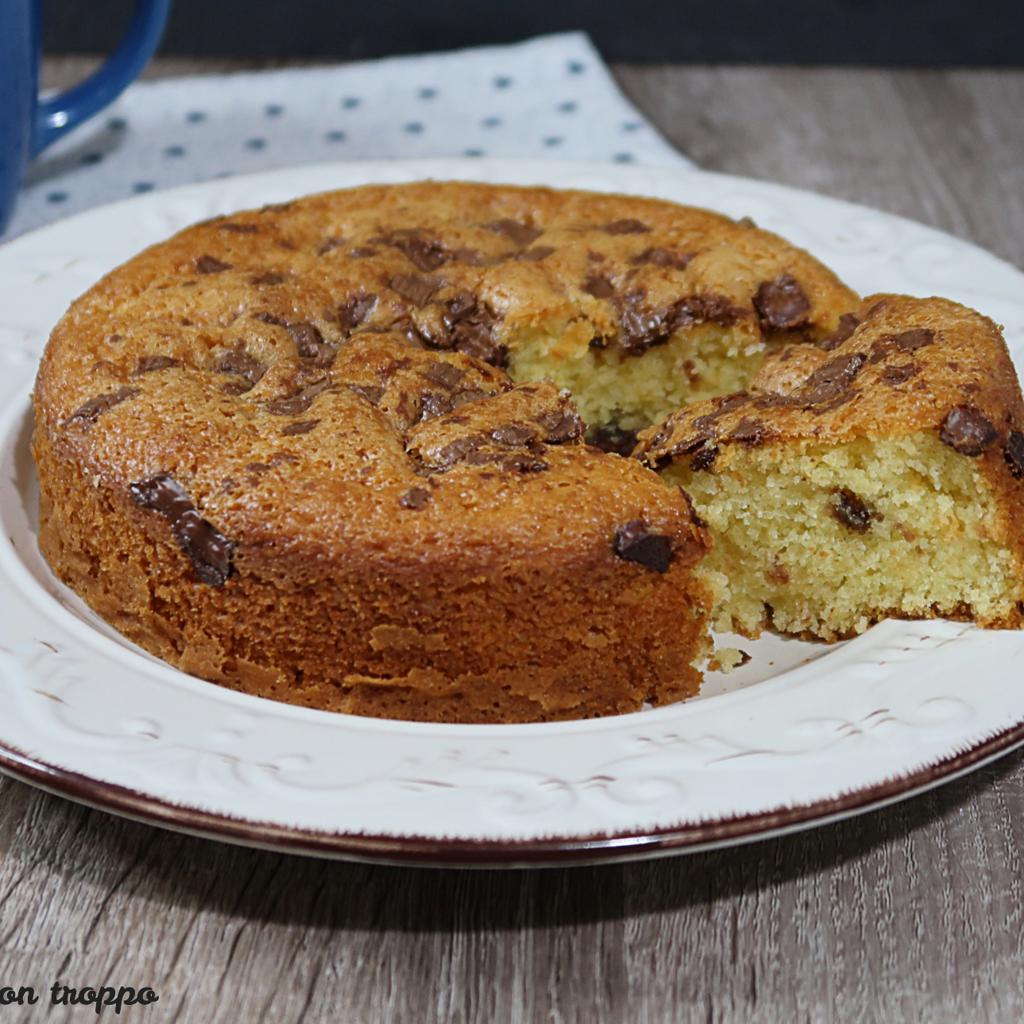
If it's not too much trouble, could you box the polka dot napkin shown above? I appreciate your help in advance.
[5,32,688,241]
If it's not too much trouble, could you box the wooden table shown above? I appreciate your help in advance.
[4,60,1024,1023]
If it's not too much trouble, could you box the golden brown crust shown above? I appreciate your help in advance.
[37,180,867,722]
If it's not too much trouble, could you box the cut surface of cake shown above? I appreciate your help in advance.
[636,294,1024,640]
[35,180,862,723]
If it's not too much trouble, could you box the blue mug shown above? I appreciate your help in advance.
[0,0,171,234]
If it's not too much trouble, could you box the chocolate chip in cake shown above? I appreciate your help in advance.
[380,231,449,272]
[940,405,998,456]
[583,273,615,299]
[281,419,320,436]
[317,236,345,254]
[870,328,935,363]
[484,219,541,247]
[881,363,920,387]
[283,322,336,368]
[421,361,466,389]
[65,386,140,427]
[400,486,430,510]
[250,270,288,286]
[729,418,772,446]
[820,313,860,351]
[130,474,234,586]
[348,247,378,259]
[630,247,694,270]
[132,355,180,376]
[690,444,719,471]
[830,488,876,533]
[491,423,536,446]
[434,293,508,367]
[347,383,385,406]
[195,254,232,275]
[1004,430,1024,478]
[753,274,811,330]
[602,219,651,234]
[516,246,555,262]
[215,345,266,388]
[338,293,377,331]
[797,352,866,407]
[538,407,585,444]
[613,520,673,573]
[266,379,331,416]
[390,273,444,307]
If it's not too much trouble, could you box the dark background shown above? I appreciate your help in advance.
[45,0,1023,65]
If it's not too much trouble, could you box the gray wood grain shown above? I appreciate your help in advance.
[4,61,1024,1023]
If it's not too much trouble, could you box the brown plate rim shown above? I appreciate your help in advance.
[1,717,1022,868]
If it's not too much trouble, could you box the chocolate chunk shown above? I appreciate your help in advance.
[348,247,378,259]
[584,273,615,299]
[266,379,331,416]
[798,352,866,406]
[538,407,585,444]
[484,219,542,247]
[690,444,719,471]
[317,236,345,254]
[449,247,488,265]
[881,363,920,386]
[431,293,508,367]
[281,321,336,368]
[893,328,935,352]
[869,328,935,363]
[215,345,266,387]
[736,216,757,228]
[338,293,377,331]
[753,274,811,330]
[940,405,998,456]
[613,520,673,573]
[195,254,232,275]
[729,418,772,446]
[673,294,744,330]
[400,487,430,510]
[617,290,674,354]
[390,273,443,307]
[830,488,875,533]
[133,355,180,376]
[421,361,466,389]
[393,234,446,274]
[250,271,287,286]
[281,419,319,436]
[65,386,140,427]
[602,219,650,235]
[347,383,385,405]
[498,453,548,473]
[516,246,555,262]
[586,425,635,456]
[418,392,455,421]
[490,423,536,446]
[630,247,694,270]
[130,474,234,586]
[820,313,861,351]
[1004,430,1024,478]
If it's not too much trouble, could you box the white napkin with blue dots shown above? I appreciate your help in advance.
[5,32,688,241]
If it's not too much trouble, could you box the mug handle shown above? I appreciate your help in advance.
[32,0,171,156]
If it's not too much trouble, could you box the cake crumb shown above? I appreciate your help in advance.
[709,647,752,673]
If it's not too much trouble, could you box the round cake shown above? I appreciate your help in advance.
[32,181,859,723]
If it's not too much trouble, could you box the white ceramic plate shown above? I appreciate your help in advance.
[2,159,1024,867]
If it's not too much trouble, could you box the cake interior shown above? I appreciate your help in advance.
[506,322,765,439]
[661,434,1021,640]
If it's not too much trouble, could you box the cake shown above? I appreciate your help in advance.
[636,294,1024,640]
[33,181,860,723]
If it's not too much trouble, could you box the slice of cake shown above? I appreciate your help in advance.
[636,294,1024,640]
